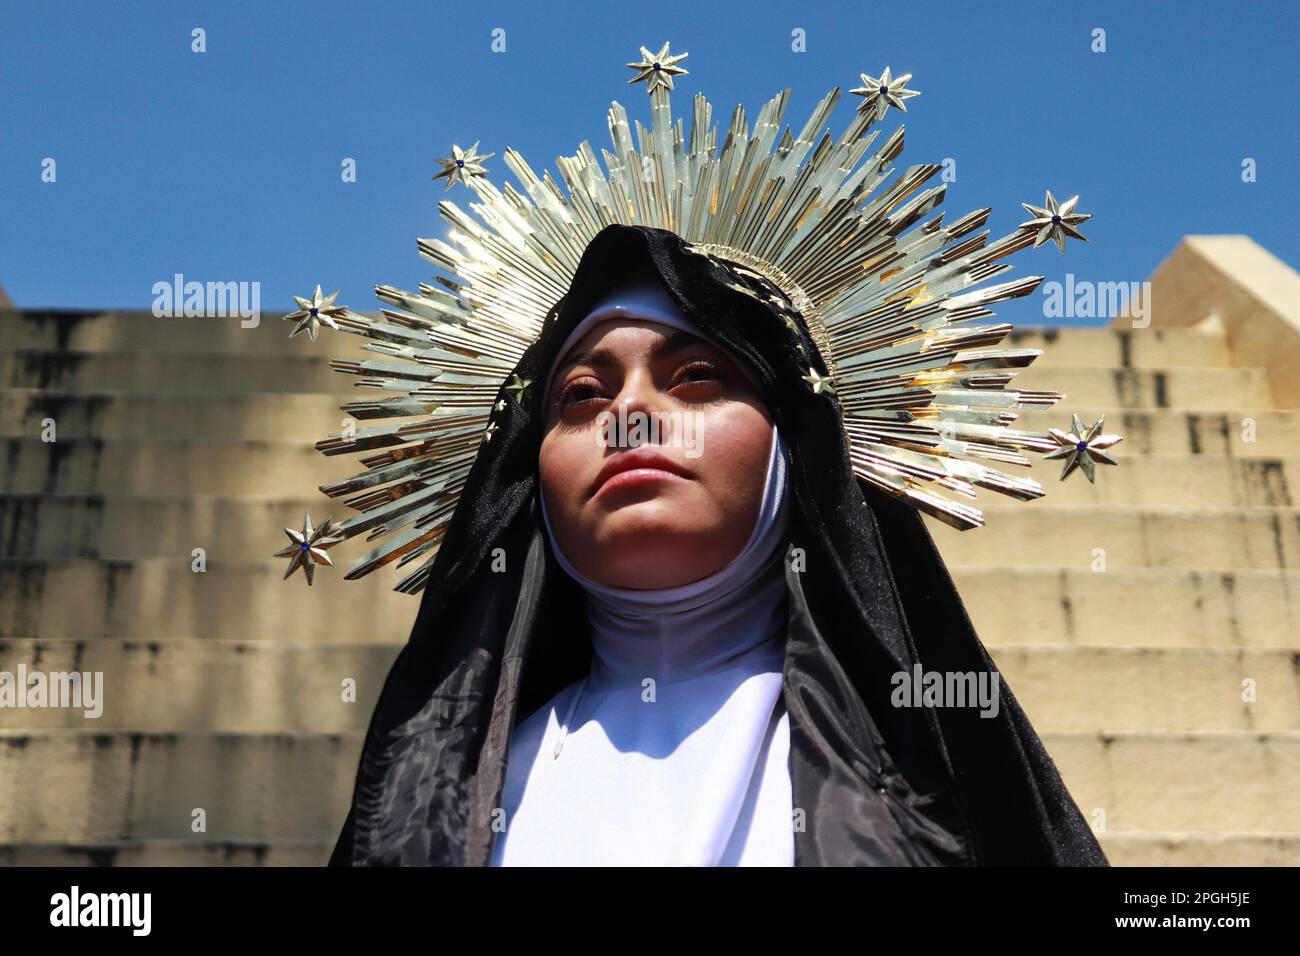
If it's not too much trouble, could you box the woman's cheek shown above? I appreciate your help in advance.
[695,404,771,496]
[539,432,585,517]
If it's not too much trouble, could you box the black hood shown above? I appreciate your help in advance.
[328,222,1109,866]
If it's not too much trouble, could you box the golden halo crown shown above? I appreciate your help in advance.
[276,42,1120,593]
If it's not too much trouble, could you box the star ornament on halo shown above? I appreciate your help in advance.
[285,285,347,342]
[1020,190,1092,255]
[505,373,533,405]
[1045,414,1123,483]
[626,42,689,93]
[433,141,495,191]
[274,513,345,586]
[850,67,920,122]
[802,368,837,396]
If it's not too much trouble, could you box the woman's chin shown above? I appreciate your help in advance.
[589,496,704,541]
[578,519,734,589]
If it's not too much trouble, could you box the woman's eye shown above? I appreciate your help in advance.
[672,360,722,388]
[558,378,606,407]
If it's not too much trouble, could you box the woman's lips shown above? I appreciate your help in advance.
[587,449,696,500]
[592,467,689,500]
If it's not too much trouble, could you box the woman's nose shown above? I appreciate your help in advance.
[604,369,669,448]
[609,368,666,414]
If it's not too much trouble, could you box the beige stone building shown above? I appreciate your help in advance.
[1,235,1296,865]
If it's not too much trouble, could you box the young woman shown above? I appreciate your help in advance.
[493,262,793,865]
[326,223,1108,866]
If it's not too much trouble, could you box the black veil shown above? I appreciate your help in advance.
[328,222,1109,866]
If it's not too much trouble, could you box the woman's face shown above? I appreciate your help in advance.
[539,318,773,589]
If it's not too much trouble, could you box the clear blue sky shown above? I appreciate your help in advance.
[2,0,1297,327]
